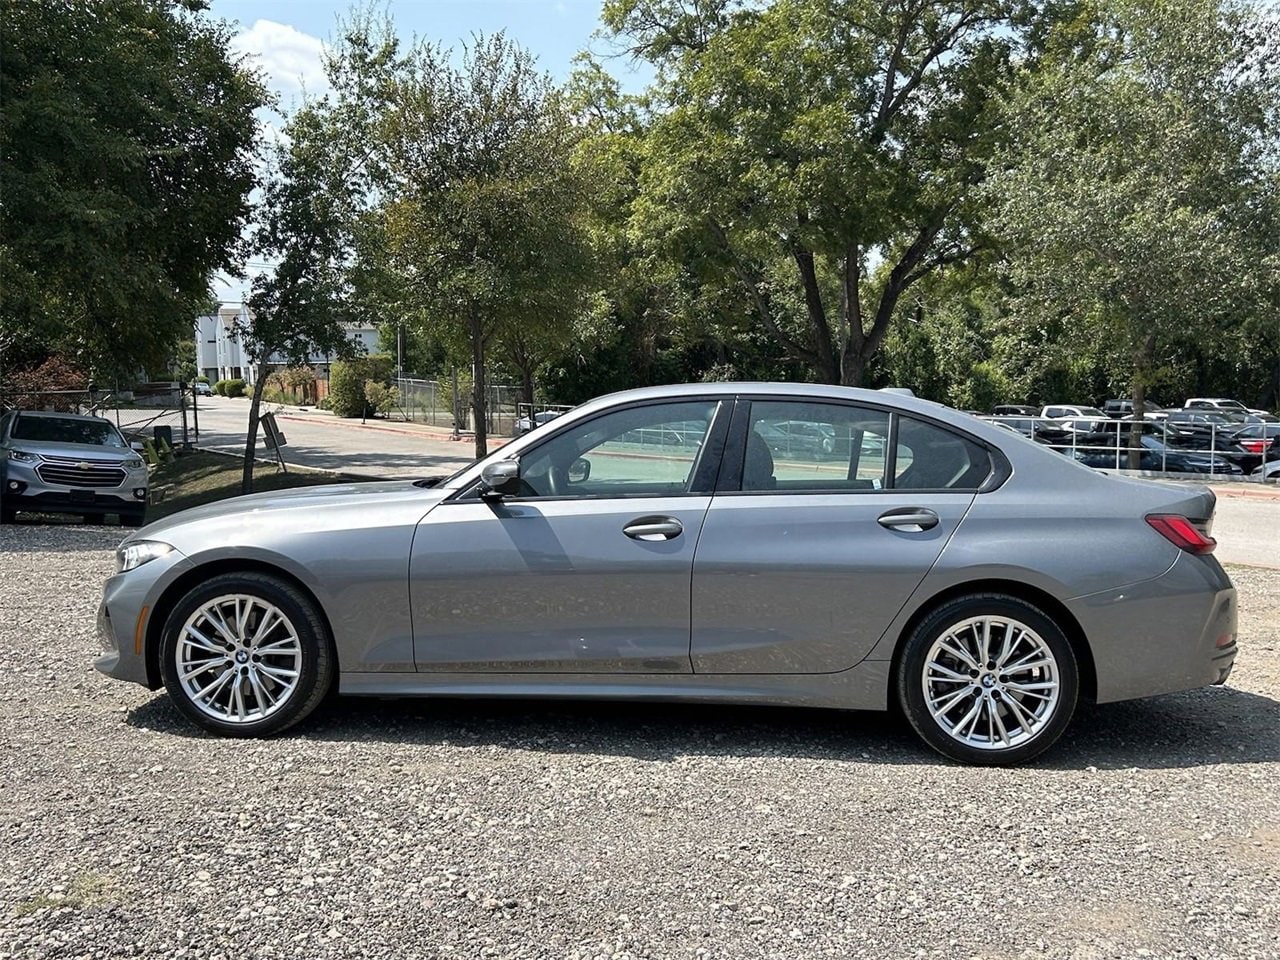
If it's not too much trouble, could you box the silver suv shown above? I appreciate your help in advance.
[0,410,149,526]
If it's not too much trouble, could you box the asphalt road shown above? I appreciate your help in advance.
[190,395,485,479]
[187,395,1280,570]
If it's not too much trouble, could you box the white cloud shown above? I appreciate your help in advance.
[231,19,329,100]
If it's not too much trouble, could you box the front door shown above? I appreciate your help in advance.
[410,399,727,673]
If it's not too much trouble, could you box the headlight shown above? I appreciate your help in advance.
[125,457,146,470]
[116,540,173,573]
[7,449,37,463]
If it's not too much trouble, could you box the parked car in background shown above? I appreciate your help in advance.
[1103,399,1162,419]
[1252,458,1280,481]
[1077,434,1243,475]
[0,410,148,525]
[193,381,213,397]
[97,382,1237,766]
[1040,404,1109,433]
[1185,397,1270,417]
[512,409,564,437]
[1230,422,1280,456]
[987,415,1073,450]
[991,404,1039,417]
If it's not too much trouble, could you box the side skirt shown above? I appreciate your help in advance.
[339,661,891,711]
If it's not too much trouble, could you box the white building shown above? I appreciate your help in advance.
[194,304,380,383]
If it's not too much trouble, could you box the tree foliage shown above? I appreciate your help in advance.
[0,0,266,380]
[327,26,591,455]
[989,0,1280,431]
[608,0,1019,385]
[240,94,372,491]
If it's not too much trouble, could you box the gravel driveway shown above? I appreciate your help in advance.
[2,525,1277,960]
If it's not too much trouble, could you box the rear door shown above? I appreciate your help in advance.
[691,399,991,674]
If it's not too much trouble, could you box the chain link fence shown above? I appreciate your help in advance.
[393,378,526,436]
[0,383,201,447]
[977,414,1280,483]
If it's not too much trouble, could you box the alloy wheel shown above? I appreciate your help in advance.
[174,594,303,724]
[921,615,1061,751]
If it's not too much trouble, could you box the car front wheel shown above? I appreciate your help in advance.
[897,594,1079,765]
[159,572,333,736]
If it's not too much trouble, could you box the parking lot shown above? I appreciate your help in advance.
[1,525,1277,959]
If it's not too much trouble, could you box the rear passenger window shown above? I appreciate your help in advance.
[894,417,991,490]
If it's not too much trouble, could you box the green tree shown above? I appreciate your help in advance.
[607,0,1018,386]
[0,0,266,378]
[240,100,370,492]
[365,33,591,458]
[989,0,1280,459]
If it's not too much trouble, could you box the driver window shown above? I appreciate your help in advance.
[516,401,717,498]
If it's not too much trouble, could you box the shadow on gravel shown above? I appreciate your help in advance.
[125,682,1280,770]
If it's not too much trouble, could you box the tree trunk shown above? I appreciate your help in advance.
[242,368,268,494]
[470,313,488,461]
[520,365,534,408]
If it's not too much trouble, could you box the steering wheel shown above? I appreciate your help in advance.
[546,461,569,496]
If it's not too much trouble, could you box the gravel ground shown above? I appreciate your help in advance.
[1,525,1277,960]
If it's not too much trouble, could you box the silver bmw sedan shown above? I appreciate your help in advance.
[95,383,1237,765]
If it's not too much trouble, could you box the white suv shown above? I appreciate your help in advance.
[1040,404,1108,433]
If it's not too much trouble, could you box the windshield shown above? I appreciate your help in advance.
[1077,407,1106,417]
[11,415,126,448]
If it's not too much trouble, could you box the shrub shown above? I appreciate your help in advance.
[328,361,365,417]
[224,378,246,398]
[364,380,399,416]
[213,379,228,396]
[195,375,210,384]
[329,355,393,418]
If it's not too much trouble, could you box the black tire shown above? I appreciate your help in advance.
[0,507,14,524]
[159,572,334,737]
[121,511,146,528]
[897,593,1078,766]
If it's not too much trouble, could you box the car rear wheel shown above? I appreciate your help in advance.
[159,572,333,737]
[897,594,1078,765]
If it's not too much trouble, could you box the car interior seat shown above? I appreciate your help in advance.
[743,430,777,490]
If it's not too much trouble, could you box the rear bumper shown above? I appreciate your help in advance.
[1067,552,1237,703]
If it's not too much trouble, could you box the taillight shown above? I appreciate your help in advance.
[1241,440,1266,454]
[1146,514,1216,554]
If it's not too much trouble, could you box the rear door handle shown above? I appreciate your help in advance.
[623,516,684,541]
[877,508,940,531]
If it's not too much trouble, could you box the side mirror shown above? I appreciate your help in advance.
[480,459,521,499]
[567,457,591,483]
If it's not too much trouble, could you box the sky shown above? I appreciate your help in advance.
[210,0,649,301]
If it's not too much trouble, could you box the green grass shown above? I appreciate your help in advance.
[147,450,351,520]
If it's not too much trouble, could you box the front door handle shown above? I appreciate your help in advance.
[623,516,684,541]
[877,507,940,531]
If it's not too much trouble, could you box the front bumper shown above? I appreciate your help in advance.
[95,547,194,689]
[4,459,148,516]
[1067,551,1237,703]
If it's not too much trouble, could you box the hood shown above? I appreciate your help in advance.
[7,438,135,461]
[129,480,447,544]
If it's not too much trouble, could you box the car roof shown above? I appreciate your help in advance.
[11,409,112,423]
